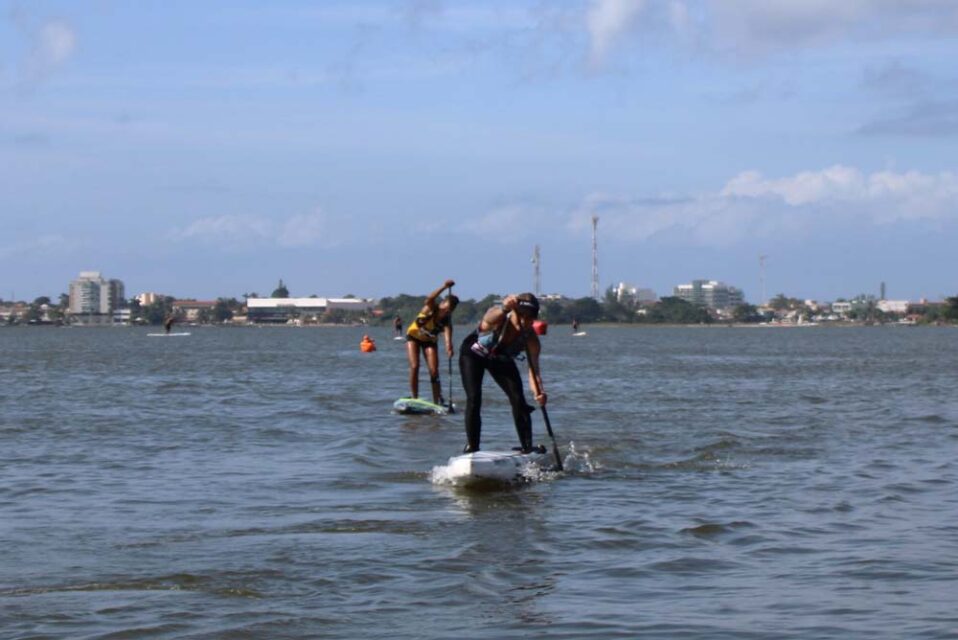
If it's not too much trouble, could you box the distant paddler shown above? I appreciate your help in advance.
[406,279,458,407]
[163,315,175,335]
[360,334,377,353]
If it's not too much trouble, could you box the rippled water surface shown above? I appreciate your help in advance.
[2,325,957,639]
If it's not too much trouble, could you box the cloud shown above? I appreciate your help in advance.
[580,1,958,64]
[0,234,73,258]
[861,60,932,97]
[22,19,77,83]
[174,210,340,248]
[176,214,273,244]
[586,0,647,66]
[277,212,335,247]
[567,165,958,248]
[459,204,548,242]
[858,100,958,137]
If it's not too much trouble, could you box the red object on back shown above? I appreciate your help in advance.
[532,320,548,335]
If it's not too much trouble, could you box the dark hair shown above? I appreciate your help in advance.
[446,294,459,309]
[515,292,539,318]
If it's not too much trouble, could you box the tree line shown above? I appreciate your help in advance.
[5,290,958,327]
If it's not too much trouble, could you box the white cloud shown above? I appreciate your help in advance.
[176,215,273,244]
[22,19,77,82]
[174,210,341,248]
[568,165,958,248]
[579,1,958,64]
[586,0,647,66]
[278,212,336,247]
[0,234,73,258]
[460,204,546,242]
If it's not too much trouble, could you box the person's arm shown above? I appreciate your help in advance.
[424,279,455,307]
[526,333,547,406]
[479,305,506,332]
[443,322,454,357]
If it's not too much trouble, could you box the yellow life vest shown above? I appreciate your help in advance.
[406,309,446,343]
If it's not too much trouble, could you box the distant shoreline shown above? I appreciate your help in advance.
[3,321,949,330]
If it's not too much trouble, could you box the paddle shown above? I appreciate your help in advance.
[446,282,456,413]
[447,354,455,413]
[526,355,563,471]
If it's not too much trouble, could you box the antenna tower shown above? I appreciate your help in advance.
[532,245,541,296]
[591,215,599,299]
[759,254,767,305]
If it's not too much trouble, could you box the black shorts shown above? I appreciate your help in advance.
[406,335,438,350]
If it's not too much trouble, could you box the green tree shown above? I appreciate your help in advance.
[213,298,237,323]
[944,296,958,322]
[566,297,603,323]
[142,296,175,325]
[642,297,711,324]
[731,303,761,323]
[271,279,289,298]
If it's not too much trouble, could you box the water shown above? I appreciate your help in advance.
[2,325,957,639]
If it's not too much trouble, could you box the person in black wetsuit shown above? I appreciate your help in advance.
[163,315,175,335]
[459,292,547,453]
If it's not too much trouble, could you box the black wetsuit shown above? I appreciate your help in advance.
[459,322,534,452]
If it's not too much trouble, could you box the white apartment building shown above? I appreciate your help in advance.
[673,280,744,309]
[614,282,658,304]
[68,271,125,323]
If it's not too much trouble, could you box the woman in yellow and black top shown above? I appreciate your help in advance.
[406,279,458,406]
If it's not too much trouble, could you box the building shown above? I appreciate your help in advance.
[68,271,125,325]
[831,302,852,315]
[136,292,164,306]
[614,282,658,304]
[172,300,218,322]
[246,297,374,324]
[673,280,744,309]
[877,300,910,314]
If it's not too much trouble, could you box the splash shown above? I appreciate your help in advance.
[561,440,600,475]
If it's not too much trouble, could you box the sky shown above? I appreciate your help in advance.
[2,0,957,303]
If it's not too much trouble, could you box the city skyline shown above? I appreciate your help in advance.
[3,2,958,302]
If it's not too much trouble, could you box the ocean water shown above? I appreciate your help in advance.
[2,325,957,639]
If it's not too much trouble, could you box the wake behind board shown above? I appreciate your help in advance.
[393,397,449,416]
[434,449,551,485]
[148,332,191,337]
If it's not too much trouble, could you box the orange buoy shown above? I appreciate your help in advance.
[360,335,377,352]
[532,320,548,336]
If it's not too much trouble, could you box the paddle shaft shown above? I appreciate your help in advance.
[527,356,563,471]
[447,284,455,413]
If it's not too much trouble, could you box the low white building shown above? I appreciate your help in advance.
[246,297,374,323]
[877,300,910,314]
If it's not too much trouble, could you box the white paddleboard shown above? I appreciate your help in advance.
[148,332,191,337]
[572,331,587,337]
[393,397,449,416]
[393,336,405,341]
[434,449,551,485]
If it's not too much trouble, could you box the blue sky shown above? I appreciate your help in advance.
[2,0,957,303]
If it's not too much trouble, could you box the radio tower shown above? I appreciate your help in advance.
[591,215,600,300]
[759,254,768,305]
[532,245,541,296]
